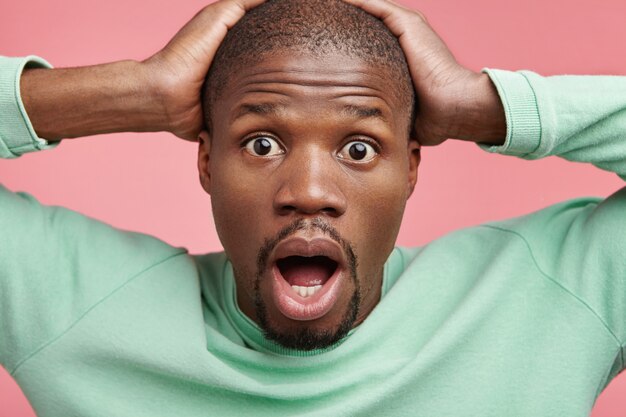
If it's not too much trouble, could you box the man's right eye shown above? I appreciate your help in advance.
[243,136,284,157]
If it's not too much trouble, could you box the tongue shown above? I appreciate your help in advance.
[277,256,336,287]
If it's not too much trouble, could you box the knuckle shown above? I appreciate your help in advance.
[406,12,425,25]
[224,0,247,12]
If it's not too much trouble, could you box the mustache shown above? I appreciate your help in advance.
[256,217,357,276]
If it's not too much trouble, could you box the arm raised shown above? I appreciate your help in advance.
[19,0,265,142]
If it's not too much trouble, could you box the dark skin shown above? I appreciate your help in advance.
[198,53,420,335]
[343,0,506,147]
[18,0,505,340]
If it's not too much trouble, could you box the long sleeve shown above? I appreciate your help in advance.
[480,68,626,181]
[479,69,626,380]
[0,56,59,158]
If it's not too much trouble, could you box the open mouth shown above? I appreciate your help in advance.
[269,237,347,321]
[276,255,339,298]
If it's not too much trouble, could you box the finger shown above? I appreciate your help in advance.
[233,0,266,9]
[342,0,398,24]
[341,0,429,44]
[215,0,267,29]
[172,0,266,51]
[341,0,420,33]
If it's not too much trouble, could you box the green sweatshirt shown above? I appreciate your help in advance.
[1,55,625,417]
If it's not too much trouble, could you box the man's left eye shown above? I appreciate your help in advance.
[337,141,378,162]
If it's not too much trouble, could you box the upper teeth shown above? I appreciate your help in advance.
[291,285,323,298]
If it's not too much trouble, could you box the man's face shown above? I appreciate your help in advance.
[198,52,420,350]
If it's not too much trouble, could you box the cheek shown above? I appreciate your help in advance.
[209,157,274,273]
[346,161,408,275]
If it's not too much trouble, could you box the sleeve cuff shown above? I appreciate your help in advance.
[0,55,59,158]
[477,68,542,159]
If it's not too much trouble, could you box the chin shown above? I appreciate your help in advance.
[254,284,360,351]
[247,217,363,350]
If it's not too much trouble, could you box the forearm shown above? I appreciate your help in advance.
[20,60,167,141]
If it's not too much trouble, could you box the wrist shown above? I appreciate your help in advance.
[141,53,204,140]
[140,56,180,135]
[111,59,171,134]
[452,72,506,145]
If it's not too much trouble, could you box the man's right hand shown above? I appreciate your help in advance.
[143,0,265,140]
[21,0,264,142]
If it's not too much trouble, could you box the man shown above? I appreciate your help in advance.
[1,0,625,416]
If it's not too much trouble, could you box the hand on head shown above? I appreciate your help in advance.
[342,0,504,146]
[143,0,266,141]
[147,0,504,145]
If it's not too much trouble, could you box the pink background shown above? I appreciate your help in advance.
[1,0,625,415]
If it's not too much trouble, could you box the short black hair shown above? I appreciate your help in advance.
[202,0,416,136]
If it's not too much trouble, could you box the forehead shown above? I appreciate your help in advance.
[212,52,409,132]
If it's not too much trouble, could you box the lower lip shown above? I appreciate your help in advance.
[271,264,344,321]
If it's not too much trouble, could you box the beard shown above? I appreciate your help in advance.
[253,217,360,351]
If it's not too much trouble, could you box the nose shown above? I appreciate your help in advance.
[273,151,347,218]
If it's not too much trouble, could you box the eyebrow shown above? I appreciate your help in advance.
[340,104,388,124]
[232,102,390,125]
[232,103,286,122]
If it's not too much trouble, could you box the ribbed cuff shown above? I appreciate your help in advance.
[0,55,59,158]
[477,68,542,158]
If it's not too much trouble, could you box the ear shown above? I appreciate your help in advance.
[406,138,421,199]
[197,130,212,195]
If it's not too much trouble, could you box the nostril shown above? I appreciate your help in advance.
[277,205,340,216]
[321,207,339,216]
[273,181,347,216]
